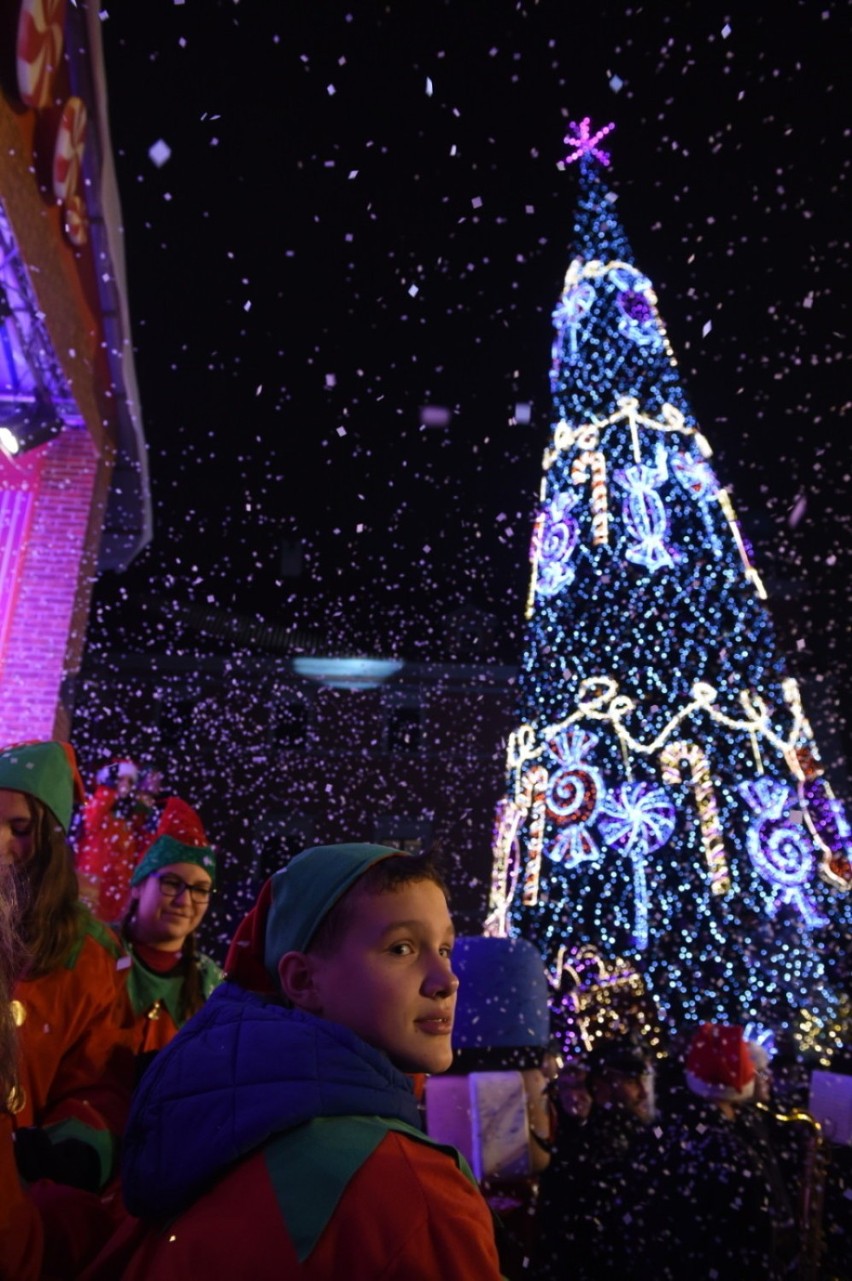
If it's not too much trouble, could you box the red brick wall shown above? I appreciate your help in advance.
[0,430,104,742]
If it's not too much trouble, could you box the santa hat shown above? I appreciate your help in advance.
[685,1023,755,1103]
[225,843,411,992]
[0,741,85,833]
[130,797,216,887]
[95,758,139,787]
[155,797,208,846]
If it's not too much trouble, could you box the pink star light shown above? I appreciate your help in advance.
[562,117,616,168]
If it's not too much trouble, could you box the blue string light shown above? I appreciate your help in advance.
[488,138,852,1061]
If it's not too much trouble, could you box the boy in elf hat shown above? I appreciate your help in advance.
[84,843,504,1280]
[111,797,223,1080]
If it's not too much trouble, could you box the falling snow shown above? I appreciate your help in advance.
[71,3,850,998]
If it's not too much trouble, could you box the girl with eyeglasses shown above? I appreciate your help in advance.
[113,798,222,1077]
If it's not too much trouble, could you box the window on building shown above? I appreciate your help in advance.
[250,810,317,886]
[387,706,421,754]
[272,701,309,750]
[374,814,431,856]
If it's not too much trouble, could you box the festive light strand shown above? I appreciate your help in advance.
[543,396,712,474]
[505,677,809,786]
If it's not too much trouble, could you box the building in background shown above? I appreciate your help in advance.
[0,0,148,740]
[71,649,516,955]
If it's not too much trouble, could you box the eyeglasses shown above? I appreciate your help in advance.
[155,872,213,904]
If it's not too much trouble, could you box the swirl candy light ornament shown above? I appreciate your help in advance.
[532,491,581,600]
[16,0,67,109]
[739,778,828,930]
[488,119,852,1057]
[544,727,606,870]
[596,783,676,950]
[52,96,87,202]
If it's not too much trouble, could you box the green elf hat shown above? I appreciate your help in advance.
[0,741,85,832]
[262,843,410,983]
[130,834,217,887]
[131,797,216,887]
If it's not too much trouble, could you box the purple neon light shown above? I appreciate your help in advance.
[0,487,34,663]
[562,117,616,168]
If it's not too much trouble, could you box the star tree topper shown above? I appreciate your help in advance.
[562,117,616,168]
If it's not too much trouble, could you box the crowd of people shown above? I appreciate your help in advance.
[0,738,847,1280]
[534,1029,810,1280]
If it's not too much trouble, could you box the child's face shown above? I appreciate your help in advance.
[305,879,458,1074]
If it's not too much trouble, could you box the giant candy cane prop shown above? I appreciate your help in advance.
[571,450,609,545]
[521,766,549,906]
[488,764,549,926]
[489,799,523,934]
[659,741,731,895]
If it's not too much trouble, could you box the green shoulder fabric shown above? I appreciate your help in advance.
[124,946,223,1028]
[124,955,185,1028]
[198,952,225,1001]
[42,1116,119,1190]
[264,1115,479,1262]
[64,907,125,970]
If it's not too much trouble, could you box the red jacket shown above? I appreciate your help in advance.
[13,913,131,1185]
[110,938,223,1060]
[81,986,505,1280]
[83,1128,504,1280]
[75,786,156,921]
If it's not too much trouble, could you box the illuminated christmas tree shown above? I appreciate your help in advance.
[488,120,852,1058]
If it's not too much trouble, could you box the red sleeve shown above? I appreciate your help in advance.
[75,787,121,875]
[0,1114,43,1281]
[78,1135,504,1281]
[14,933,131,1179]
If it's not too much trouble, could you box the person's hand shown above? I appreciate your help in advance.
[13,1126,101,1191]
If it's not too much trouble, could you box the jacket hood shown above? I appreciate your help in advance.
[121,981,422,1218]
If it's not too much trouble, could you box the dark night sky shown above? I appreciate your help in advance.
[85,1,850,769]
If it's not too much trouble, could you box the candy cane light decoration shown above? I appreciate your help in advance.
[660,740,731,895]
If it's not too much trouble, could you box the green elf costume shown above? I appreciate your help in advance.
[112,799,222,1070]
[82,844,505,1280]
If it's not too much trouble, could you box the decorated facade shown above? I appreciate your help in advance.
[0,0,148,740]
[489,120,852,1059]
